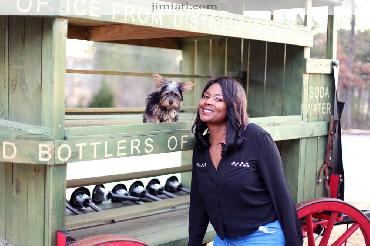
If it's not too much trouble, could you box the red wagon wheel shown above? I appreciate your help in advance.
[297,198,370,246]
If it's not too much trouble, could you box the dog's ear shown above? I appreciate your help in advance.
[152,74,166,89]
[180,82,194,94]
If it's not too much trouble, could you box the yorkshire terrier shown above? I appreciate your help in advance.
[143,74,193,123]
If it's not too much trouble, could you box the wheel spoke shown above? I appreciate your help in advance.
[331,223,359,246]
[306,214,316,246]
[318,212,338,246]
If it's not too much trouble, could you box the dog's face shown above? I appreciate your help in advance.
[153,74,193,110]
[159,82,183,110]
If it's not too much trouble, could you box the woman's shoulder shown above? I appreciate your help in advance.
[243,122,269,137]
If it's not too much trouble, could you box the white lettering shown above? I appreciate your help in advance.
[131,139,141,154]
[144,138,154,154]
[3,142,17,160]
[89,0,100,17]
[75,143,86,160]
[180,135,188,150]
[104,141,113,158]
[112,3,123,19]
[117,140,127,157]
[90,142,101,159]
[37,0,48,12]
[124,5,136,22]
[74,0,87,15]
[39,143,52,162]
[17,0,32,13]
[57,144,72,162]
[168,136,177,151]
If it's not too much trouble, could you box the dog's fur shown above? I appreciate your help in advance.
[143,74,193,123]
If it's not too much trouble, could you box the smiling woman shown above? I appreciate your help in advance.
[189,77,303,246]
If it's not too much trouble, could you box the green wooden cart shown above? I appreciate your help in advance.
[1,0,369,245]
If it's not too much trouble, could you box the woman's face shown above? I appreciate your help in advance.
[198,83,227,124]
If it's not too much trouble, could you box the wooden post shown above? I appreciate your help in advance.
[326,5,337,59]
[0,17,67,245]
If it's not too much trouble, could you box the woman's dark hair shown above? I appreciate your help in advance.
[192,76,249,155]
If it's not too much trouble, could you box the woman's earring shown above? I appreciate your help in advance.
[202,128,209,136]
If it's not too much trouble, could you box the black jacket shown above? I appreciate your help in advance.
[188,123,303,246]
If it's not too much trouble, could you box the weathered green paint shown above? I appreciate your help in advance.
[265,43,284,116]
[226,38,242,77]
[0,6,337,245]
[62,6,312,46]
[0,120,328,164]
[0,16,8,120]
[0,16,67,246]
[278,140,301,202]
[305,58,333,74]
[284,45,304,115]
[303,137,318,201]
[0,162,5,236]
[326,8,337,59]
[248,40,266,117]
[315,135,327,197]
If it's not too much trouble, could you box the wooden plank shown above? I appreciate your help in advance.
[210,38,226,75]
[4,163,12,241]
[68,206,215,246]
[0,120,328,165]
[65,9,313,47]
[306,74,332,122]
[44,165,66,246]
[0,139,55,164]
[11,164,29,244]
[66,196,189,229]
[66,165,192,188]
[225,38,243,77]
[180,39,196,107]
[67,25,89,40]
[0,16,8,120]
[27,165,45,246]
[89,23,205,42]
[42,17,66,138]
[315,135,327,197]
[326,6,337,59]
[180,38,196,189]
[5,16,45,246]
[56,131,196,163]
[296,139,307,202]
[303,137,318,201]
[66,69,211,78]
[8,17,42,125]
[0,162,5,236]
[194,38,210,101]
[0,119,51,136]
[284,45,304,115]
[248,40,266,117]
[243,39,250,95]
[111,38,182,50]
[265,43,284,116]
[319,74,334,122]
[278,140,300,202]
[305,58,333,74]
[42,17,68,246]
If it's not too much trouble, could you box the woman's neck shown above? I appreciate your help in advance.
[207,123,226,146]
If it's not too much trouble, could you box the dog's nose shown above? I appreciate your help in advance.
[169,100,173,105]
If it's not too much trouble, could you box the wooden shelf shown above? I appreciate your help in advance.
[64,3,312,47]
[67,201,215,246]
[0,116,328,164]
